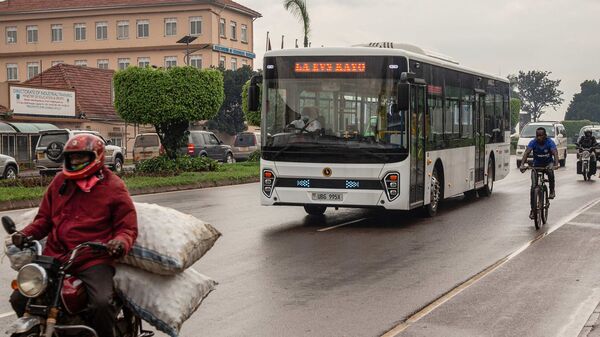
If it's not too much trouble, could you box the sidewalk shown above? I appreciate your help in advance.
[579,303,600,337]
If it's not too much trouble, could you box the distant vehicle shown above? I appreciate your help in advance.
[577,125,600,142]
[0,154,18,179]
[185,130,234,163]
[133,133,164,163]
[35,129,124,175]
[232,132,261,161]
[516,122,568,168]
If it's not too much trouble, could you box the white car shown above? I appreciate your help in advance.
[516,122,568,168]
[0,154,18,179]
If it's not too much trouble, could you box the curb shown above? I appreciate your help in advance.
[578,302,600,337]
[0,177,259,212]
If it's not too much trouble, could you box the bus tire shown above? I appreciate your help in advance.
[304,205,327,216]
[424,166,442,217]
[480,157,494,197]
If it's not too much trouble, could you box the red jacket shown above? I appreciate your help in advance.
[22,167,138,273]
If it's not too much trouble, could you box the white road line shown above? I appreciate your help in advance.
[317,218,369,232]
[0,312,15,319]
[381,198,600,337]
[568,221,600,229]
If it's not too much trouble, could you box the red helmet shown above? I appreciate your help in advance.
[62,133,105,180]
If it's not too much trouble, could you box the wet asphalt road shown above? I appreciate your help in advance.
[2,160,600,337]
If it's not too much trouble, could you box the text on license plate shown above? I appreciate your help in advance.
[311,192,343,201]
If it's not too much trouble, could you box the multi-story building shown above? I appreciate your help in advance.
[0,0,261,82]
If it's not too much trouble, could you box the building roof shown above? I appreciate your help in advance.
[0,0,261,18]
[23,64,118,121]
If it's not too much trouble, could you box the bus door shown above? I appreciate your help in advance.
[410,84,426,206]
[474,91,486,188]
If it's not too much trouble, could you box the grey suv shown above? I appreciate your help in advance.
[35,129,124,175]
[0,154,18,179]
[185,131,234,163]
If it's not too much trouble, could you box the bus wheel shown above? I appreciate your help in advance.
[304,205,327,216]
[424,168,442,217]
[480,159,494,197]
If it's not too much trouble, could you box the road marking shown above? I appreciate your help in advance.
[0,312,15,319]
[568,221,600,229]
[381,198,600,337]
[317,218,369,232]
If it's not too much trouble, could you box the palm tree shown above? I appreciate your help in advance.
[283,0,310,47]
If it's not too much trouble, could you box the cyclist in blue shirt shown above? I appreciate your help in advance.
[520,127,558,201]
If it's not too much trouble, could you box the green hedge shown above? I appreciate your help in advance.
[135,156,219,175]
[562,120,596,141]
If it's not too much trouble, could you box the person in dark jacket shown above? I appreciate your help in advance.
[9,133,138,337]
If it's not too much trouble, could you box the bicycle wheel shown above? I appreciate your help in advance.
[532,186,542,230]
[541,185,549,225]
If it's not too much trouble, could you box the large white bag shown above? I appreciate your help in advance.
[114,265,217,337]
[121,203,221,275]
[3,209,42,271]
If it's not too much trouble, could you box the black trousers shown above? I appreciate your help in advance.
[10,264,117,337]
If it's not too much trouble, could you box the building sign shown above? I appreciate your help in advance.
[9,85,76,117]
[212,45,256,59]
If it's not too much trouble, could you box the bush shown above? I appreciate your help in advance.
[135,156,218,175]
[562,120,595,141]
[248,150,261,162]
[0,175,54,188]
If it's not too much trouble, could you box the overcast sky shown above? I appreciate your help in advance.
[243,0,600,120]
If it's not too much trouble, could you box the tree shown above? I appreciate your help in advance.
[208,66,257,135]
[564,80,600,122]
[510,98,521,131]
[114,66,224,158]
[512,70,563,122]
[283,0,310,48]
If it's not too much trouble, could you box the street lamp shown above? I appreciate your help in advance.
[177,35,198,66]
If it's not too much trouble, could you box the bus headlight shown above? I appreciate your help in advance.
[17,264,48,298]
[383,172,400,201]
[262,169,275,197]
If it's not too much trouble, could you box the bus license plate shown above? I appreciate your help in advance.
[311,192,343,201]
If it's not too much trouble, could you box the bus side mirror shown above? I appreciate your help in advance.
[248,75,263,112]
[397,83,410,111]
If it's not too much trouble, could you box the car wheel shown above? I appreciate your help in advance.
[516,160,522,169]
[113,157,123,174]
[304,205,327,216]
[225,152,235,164]
[559,150,567,167]
[3,165,17,179]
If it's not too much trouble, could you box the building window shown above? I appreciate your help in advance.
[27,25,38,43]
[137,20,149,38]
[231,58,237,70]
[97,59,109,69]
[190,17,202,36]
[138,57,150,67]
[51,24,63,42]
[219,56,225,68]
[75,60,87,67]
[230,21,237,40]
[241,24,248,43]
[6,64,18,81]
[190,55,202,68]
[165,18,177,36]
[117,21,129,39]
[118,58,130,70]
[219,18,226,37]
[6,26,17,44]
[74,23,86,41]
[51,61,63,66]
[165,56,177,68]
[96,22,108,40]
[27,62,39,79]
[242,59,248,67]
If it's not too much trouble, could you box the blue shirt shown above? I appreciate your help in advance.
[528,138,557,166]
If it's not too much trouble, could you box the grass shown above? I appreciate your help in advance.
[0,162,259,203]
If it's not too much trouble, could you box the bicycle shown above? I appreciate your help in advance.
[522,165,553,230]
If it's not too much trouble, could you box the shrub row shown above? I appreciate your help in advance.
[134,155,219,175]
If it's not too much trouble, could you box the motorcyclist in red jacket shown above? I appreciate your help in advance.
[9,133,138,337]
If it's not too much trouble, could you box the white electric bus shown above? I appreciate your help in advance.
[247,42,511,216]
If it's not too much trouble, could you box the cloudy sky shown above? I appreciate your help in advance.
[242,0,600,120]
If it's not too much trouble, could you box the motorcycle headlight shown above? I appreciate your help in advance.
[583,151,591,159]
[17,264,48,298]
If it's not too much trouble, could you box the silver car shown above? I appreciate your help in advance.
[35,129,124,175]
[0,154,18,179]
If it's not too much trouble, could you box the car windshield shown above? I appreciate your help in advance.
[520,125,555,138]
[135,135,159,147]
[579,128,600,138]
[38,133,68,147]
[234,134,256,147]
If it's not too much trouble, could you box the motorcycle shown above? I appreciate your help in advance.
[576,145,598,181]
[2,216,154,337]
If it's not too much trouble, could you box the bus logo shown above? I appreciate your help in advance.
[323,167,332,177]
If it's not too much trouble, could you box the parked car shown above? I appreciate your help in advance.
[133,133,164,163]
[0,154,18,179]
[232,132,261,161]
[516,122,568,168]
[185,131,235,163]
[35,129,124,175]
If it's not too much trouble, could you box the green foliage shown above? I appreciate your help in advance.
[248,150,261,162]
[242,80,261,126]
[208,66,257,135]
[113,66,225,158]
[283,0,311,47]
[510,98,521,131]
[561,120,596,141]
[135,155,218,175]
[511,70,564,122]
[564,80,600,122]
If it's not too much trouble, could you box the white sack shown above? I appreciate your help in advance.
[3,209,41,271]
[114,265,217,337]
[120,203,221,275]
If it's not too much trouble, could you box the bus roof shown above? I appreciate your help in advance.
[264,43,508,83]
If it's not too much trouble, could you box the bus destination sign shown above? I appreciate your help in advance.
[294,62,366,73]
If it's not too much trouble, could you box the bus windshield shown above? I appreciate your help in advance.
[262,77,408,163]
